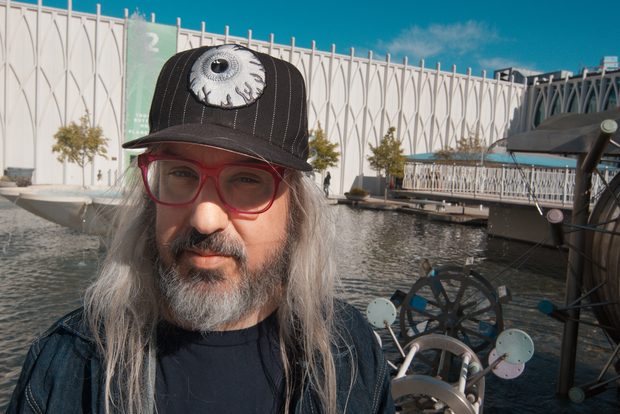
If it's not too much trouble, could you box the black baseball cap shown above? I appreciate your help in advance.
[123,44,312,171]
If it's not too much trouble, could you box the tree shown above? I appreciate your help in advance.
[367,126,405,201]
[53,110,108,188]
[309,121,340,173]
[433,131,488,164]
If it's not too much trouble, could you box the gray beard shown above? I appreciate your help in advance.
[151,227,291,332]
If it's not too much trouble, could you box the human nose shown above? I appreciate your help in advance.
[188,177,230,235]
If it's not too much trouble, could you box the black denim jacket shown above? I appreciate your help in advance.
[7,302,394,413]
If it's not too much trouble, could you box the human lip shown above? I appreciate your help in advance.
[183,249,231,267]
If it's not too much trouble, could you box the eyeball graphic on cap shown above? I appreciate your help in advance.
[189,44,266,108]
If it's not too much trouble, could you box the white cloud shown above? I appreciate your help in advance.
[378,21,500,60]
[478,57,538,72]
[479,57,521,70]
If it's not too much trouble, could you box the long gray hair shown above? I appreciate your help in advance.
[85,164,340,413]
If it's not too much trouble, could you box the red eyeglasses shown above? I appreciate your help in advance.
[138,154,286,214]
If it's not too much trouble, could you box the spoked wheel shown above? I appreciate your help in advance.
[400,266,503,354]
[392,335,485,414]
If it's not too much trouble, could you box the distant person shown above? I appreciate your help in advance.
[323,171,331,197]
[7,44,393,413]
[97,169,103,181]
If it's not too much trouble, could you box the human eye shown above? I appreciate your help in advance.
[163,162,199,180]
[222,166,272,189]
[230,172,263,184]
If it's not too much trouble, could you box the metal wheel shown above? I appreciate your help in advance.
[400,266,503,354]
[393,376,476,414]
[392,335,485,414]
[585,172,620,343]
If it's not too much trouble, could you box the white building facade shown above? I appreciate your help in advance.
[1,0,616,193]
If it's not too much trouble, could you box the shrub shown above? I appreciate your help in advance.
[0,175,11,182]
[14,176,31,187]
[348,187,368,196]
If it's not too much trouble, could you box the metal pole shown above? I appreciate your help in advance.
[559,120,619,393]
[557,153,590,395]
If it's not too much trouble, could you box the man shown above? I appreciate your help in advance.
[323,171,331,197]
[7,44,393,413]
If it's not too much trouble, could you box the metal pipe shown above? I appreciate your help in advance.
[558,153,591,394]
[596,340,620,383]
[385,323,406,358]
[396,343,419,379]
[458,353,472,393]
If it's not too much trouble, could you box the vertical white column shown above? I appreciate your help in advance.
[2,0,8,172]
[339,47,354,195]
[461,67,471,139]
[200,21,205,47]
[444,65,456,149]
[397,57,407,151]
[359,51,372,185]
[176,18,181,53]
[489,71,500,145]
[506,74,515,136]
[325,44,335,141]
[475,70,486,140]
[34,0,42,183]
[561,76,569,112]
[429,62,440,150]
[413,60,424,154]
[579,69,588,113]
[379,53,390,139]
[545,75,555,120]
[119,8,128,175]
[63,0,73,184]
[289,37,295,63]
[598,69,606,110]
[307,41,315,116]
[92,3,101,186]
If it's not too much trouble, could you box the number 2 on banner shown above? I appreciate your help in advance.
[146,32,159,52]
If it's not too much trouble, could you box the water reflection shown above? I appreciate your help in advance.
[0,200,618,413]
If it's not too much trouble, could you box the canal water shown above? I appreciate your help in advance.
[1,197,619,412]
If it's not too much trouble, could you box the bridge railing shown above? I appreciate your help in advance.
[402,162,617,206]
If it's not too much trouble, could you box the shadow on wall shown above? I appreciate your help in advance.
[350,175,386,196]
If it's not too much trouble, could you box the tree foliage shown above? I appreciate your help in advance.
[433,132,488,164]
[309,121,340,173]
[367,127,405,179]
[52,110,108,188]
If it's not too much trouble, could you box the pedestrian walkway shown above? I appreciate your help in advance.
[331,195,488,226]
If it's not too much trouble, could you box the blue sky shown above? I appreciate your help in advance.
[28,0,617,77]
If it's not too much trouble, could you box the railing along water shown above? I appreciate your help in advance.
[402,162,617,206]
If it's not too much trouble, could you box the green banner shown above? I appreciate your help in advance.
[125,17,177,143]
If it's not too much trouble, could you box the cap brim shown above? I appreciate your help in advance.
[123,123,313,171]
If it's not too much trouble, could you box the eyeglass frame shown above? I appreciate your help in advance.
[137,153,287,214]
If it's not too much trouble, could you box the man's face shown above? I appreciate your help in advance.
[152,143,292,330]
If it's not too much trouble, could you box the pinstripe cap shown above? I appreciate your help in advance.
[123,44,312,171]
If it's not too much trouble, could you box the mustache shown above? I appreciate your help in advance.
[168,228,247,265]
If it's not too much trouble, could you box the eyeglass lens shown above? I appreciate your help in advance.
[145,159,277,213]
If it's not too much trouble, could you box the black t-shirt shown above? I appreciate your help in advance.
[155,313,285,413]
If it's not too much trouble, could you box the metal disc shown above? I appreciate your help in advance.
[495,329,534,365]
[366,298,397,328]
[488,347,525,379]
